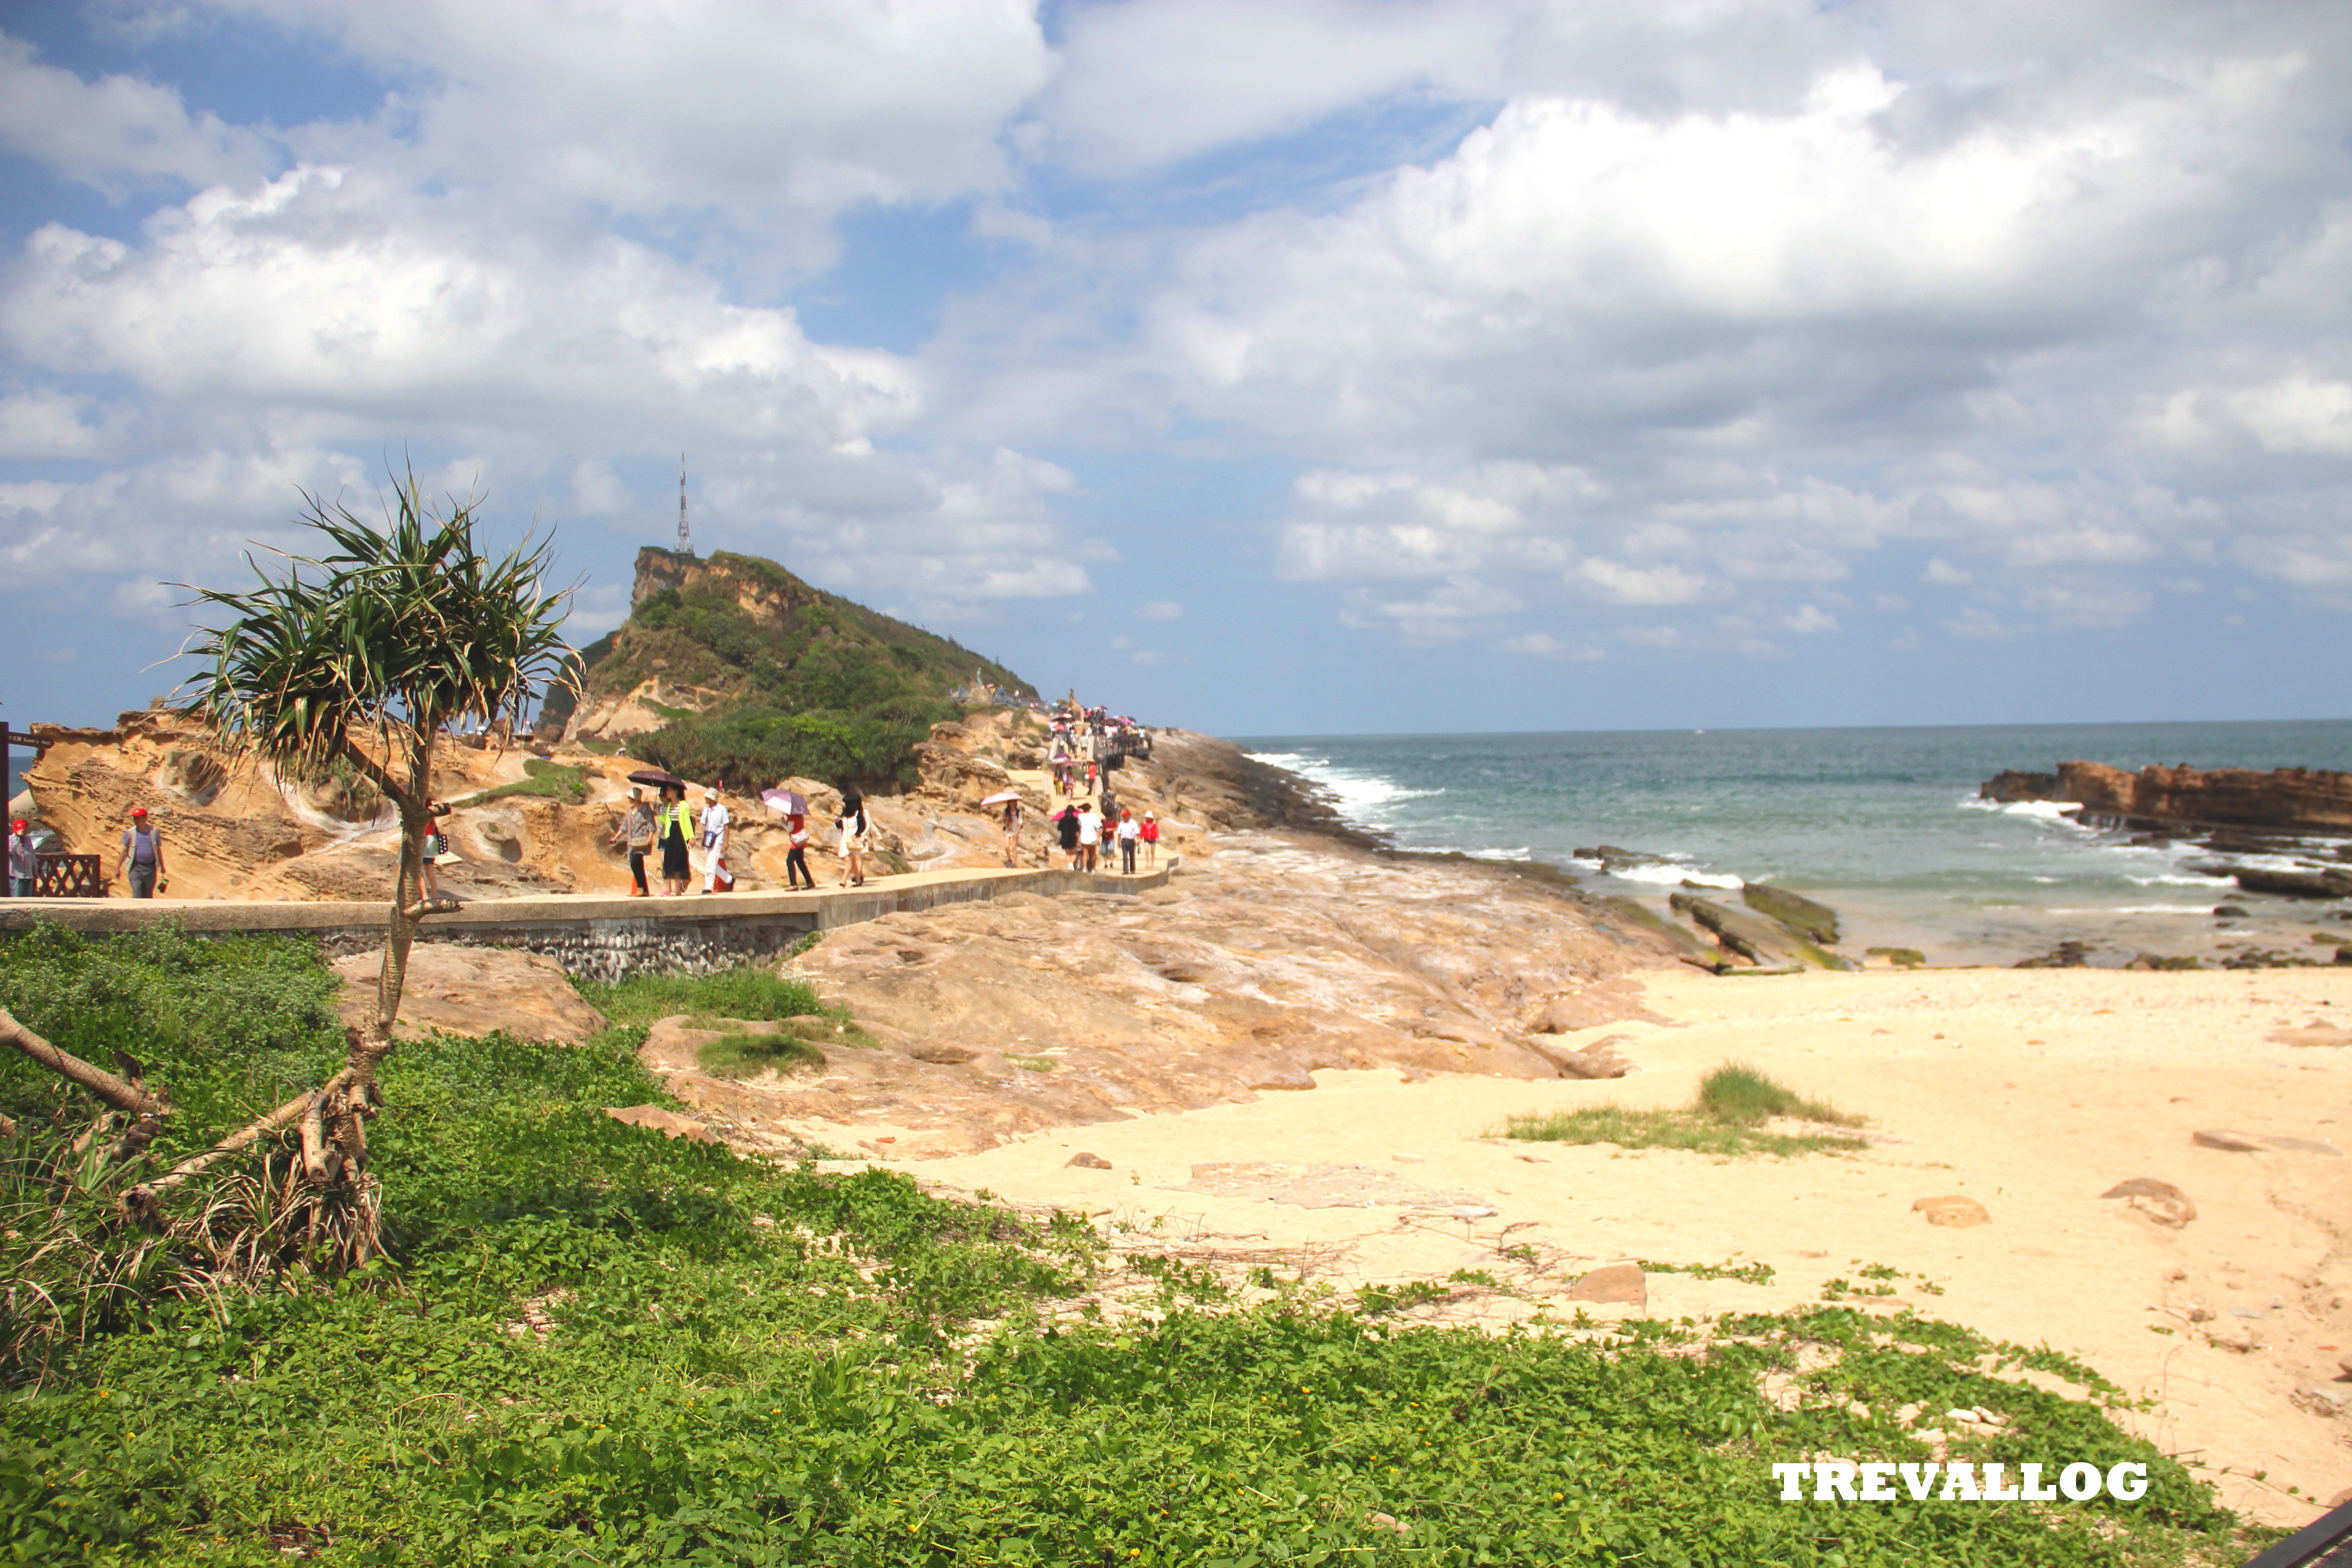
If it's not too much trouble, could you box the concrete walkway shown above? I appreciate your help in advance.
[0,859,1178,979]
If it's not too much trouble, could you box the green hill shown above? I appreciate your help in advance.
[543,547,1034,791]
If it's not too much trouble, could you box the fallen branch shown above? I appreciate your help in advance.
[0,1007,166,1118]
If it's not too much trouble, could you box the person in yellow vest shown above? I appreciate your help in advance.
[655,782,693,897]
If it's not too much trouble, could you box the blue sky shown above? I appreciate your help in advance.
[3,0,2350,738]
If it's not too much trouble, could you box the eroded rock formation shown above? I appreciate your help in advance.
[1982,760,2352,834]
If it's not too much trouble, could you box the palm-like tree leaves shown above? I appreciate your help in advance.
[180,470,576,800]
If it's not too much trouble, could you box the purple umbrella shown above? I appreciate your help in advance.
[762,788,808,815]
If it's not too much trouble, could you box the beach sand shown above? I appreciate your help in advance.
[901,963,2352,1528]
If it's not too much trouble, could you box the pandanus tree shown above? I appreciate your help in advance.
[0,469,573,1264]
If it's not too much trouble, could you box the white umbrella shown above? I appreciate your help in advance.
[762,788,808,815]
[979,789,1024,806]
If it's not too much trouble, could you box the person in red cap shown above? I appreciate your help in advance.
[113,806,167,898]
[7,817,33,898]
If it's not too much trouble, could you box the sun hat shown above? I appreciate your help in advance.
[703,786,718,799]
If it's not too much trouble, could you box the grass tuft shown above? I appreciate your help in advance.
[1502,1061,1865,1157]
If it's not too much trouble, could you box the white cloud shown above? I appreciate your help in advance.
[1922,559,1973,586]
[1496,631,1602,660]
[1574,559,1711,606]
[1784,604,1837,634]
[211,0,1050,262]
[1138,600,1184,621]
[0,34,276,192]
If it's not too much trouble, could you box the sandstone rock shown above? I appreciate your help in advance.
[1569,1263,1647,1307]
[1066,1151,1114,1169]
[2233,867,2352,899]
[333,944,610,1044]
[2099,1176,2196,1227]
[1911,1195,1990,1228]
[908,1043,980,1065]
[2192,1128,2264,1152]
[1670,894,1850,970]
[1989,760,2352,834]
[2268,1021,2352,1047]
[1741,883,1840,945]
[1524,1034,1635,1079]
[604,1104,718,1143]
[2261,1134,2344,1157]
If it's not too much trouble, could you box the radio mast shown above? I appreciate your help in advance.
[676,455,692,556]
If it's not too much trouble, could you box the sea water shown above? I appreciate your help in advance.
[1238,720,2352,965]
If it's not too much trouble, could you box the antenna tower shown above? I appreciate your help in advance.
[676,455,692,555]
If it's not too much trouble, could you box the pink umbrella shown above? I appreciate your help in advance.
[762,788,808,815]
[979,789,1024,806]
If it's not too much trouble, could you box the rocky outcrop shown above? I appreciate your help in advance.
[1741,884,1839,946]
[1670,892,1851,971]
[1981,760,2352,833]
[332,945,611,1043]
[662,829,1676,1158]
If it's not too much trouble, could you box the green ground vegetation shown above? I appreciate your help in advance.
[543,549,1032,793]
[448,758,590,810]
[1501,1062,1870,1158]
[1,927,2272,1565]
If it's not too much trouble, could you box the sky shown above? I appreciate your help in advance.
[2,0,2350,740]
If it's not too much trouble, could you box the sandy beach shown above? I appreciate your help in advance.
[892,961,2352,1529]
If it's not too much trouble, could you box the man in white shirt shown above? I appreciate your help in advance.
[1075,801,1100,872]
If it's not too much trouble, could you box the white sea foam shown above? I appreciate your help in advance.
[2043,904,2228,916]
[1245,750,1443,827]
[1609,862,1744,889]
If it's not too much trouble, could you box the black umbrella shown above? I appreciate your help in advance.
[627,768,686,789]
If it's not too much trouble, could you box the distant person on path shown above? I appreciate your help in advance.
[656,782,693,896]
[1117,808,1140,874]
[1140,811,1159,868]
[837,791,869,887]
[8,818,33,897]
[784,812,815,889]
[419,800,457,908]
[1076,801,1101,872]
[1057,804,1081,869]
[1000,797,1024,867]
[610,786,655,897]
[114,806,166,898]
[698,786,733,893]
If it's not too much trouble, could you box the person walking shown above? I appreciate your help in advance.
[1000,796,1024,867]
[698,786,733,893]
[1056,804,1081,869]
[784,812,815,889]
[419,800,459,909]
[1140,810,1160,869]
[837,791,869,887]
[655,782,693,897]
[7,818,34,897]
[113,806,167,898]
[1117,808,1140,874]
[1076,800,1101,872]
[609,786,655,897]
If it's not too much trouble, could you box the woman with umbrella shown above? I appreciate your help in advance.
[762,786,815,891]
[983,789,1024,867]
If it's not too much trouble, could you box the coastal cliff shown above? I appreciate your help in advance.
[1983,760,2352,833]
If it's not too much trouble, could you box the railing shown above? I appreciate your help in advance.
[34,854,104,897]
[2242,1496,2352,1568]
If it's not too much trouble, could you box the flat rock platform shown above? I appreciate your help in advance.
[0,861,1175,980]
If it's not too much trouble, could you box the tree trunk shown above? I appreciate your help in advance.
[356,727,435,1097]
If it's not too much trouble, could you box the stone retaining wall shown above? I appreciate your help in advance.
[0,862,1176,980]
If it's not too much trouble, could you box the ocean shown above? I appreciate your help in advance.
[1238,720,2352,966]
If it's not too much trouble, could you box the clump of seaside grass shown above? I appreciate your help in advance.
[1502,1061,1866,1157]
